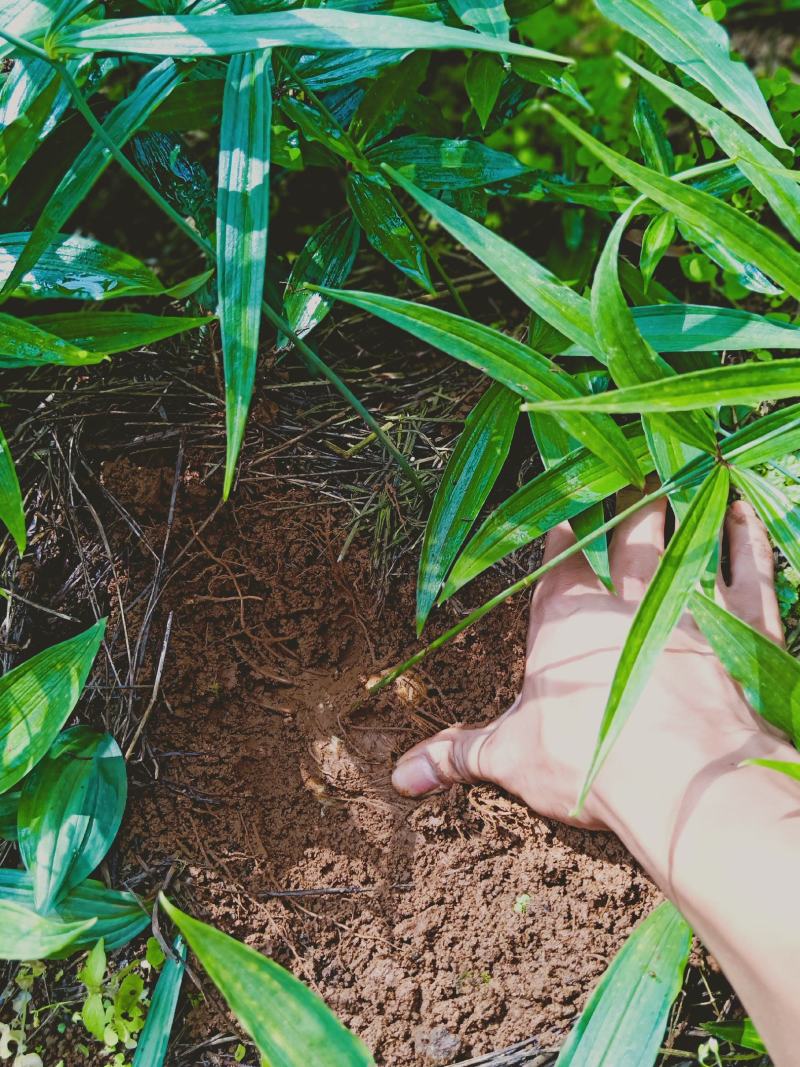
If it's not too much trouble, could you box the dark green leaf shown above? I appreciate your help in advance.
[721,402,800,469]
[320,285,644,483]
[0,60,185,299]
[0,312,97,369]
[280,95,361,166]
[576,465,729,808]
[594,0,786,147]
[346,171,433,290]
[466,52,504,129]
[143,78,225,132]
[633,90,674,175]
[279,214,360,350]
[555,901,691,1067]
[18,726,127,913]
[0,790,20,840]
[28,311,214,355]
[0,619,106,793]
[448,0,509,37]
[132,936,187,1067]
[217,49,272,500]
[510,57,591,112]
[679,218,782,297]
[160,894,375,1066]
[544,105,800,301]
[732,466,800,574]
[690,591,799,741]
[0,425,25,554]
[639,212,675,290]
[349,50,428,147]
[367,135,528,190]
[0,899,95,960]
[442,424,655,599]
[418,382,518,634]
[0,69,60,198]
[701,1019,767,1055]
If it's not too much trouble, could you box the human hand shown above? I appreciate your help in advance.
[392,494,787,837]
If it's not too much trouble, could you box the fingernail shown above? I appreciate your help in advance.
[391,755,443,796]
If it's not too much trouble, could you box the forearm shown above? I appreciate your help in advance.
[600,729,800,1067]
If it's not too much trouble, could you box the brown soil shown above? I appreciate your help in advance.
[101,447,661,1066]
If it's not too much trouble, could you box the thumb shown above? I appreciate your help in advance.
[391,723,497,797]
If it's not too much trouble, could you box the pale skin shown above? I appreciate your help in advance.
[392,495,800,1066]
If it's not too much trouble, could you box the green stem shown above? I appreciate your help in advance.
[372,475,706,691]
[0,39,424,495]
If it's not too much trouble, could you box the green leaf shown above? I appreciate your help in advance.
[633,90,674,175]
[448,0,509,37]
[159,894,375,1067]
[54,10,569,61]
[720,402,800,469]
[701,1018,766,1055]
[0,312,97,369]
[0,899,96,960]
[679,218,783,297]
[82,991,106,1041]
[639,212,675,290]
[594,0,786,148]
[731,466,800,574]
[592,207,716,452]
[0,68,60,198]
[217,49,272,500]
[18,726,127,913]
[280,96,361,167]
[442,424,655,600]
[418,382,518,634]
[132,935,187,1067]
[743,758,800,782]
[544,105,800,301]
[563,304,800,357]
[346,172,433,291]
[278,213,359,351]
[621,55,800,244]
[0,789,20,840]
[78,937,106,992]
[381,164,602,358]
[0,0,60,59]
[320,285,644,484]
[524,359,800,413]
[367,135,528,190]
[554,900,691,1067]
[0,425,25,555]
[0,619,106,793]
[0,60,185,300]
[0,869,150,952]
[143,78,225,132]
[529,411,612,590]
[510,57,592,113]
[28,311,214,355]
[349,50,428,147]
[576,465,729,809]
[466,52,504,129]
[0,231,201,302]
[689,591,800,741]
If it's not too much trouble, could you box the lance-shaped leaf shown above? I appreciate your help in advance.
[349,50,429,147]
[743,758,800,782]
[0,231,205,302]
[54,10,570,61]
[0,899,96,960]
[562,304,800,357]
[0,0,59,59]
[160,895,375,1066]
[731,467,800,575]
[592,206,716,452]
[721,402,800,469]
[0,870,149,952]
[554,900,691,1067]
[0,426,25,555]
[18,726,127,913]
[576,465,729,809]
[29,311,214,355]
[0,312,96,369]
[0,619,106,793]
[418,382,518,634]
[690,591,799,742]
[594,0,786,148]
[217,49,272,500]
[382,164,601,358]
[367,135,528,190]
[0,70,60,198]
[621,55,800,244]
[278,213,359,351]
[524,358,800,415]
[347,172,433,291]
[544,105,800,301]
[442,425,656,600]
[701,1019,766,1055]
[529,411,612,590]
[1,60,185,299]
[0,790,20,840]
[466,52,504,128]
[633,90,674,175]
[679,218,782,297]
[448,0,508,37]
[639,212,675,290]
[132,935,187,1067]
[320,286,643,484]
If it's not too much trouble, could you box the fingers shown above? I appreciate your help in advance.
[609,486,667,598]
[720,500,783,645]
[391,722,497,797]
[533,520,593,603]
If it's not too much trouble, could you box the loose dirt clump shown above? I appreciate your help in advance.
[102,450,661,1065]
